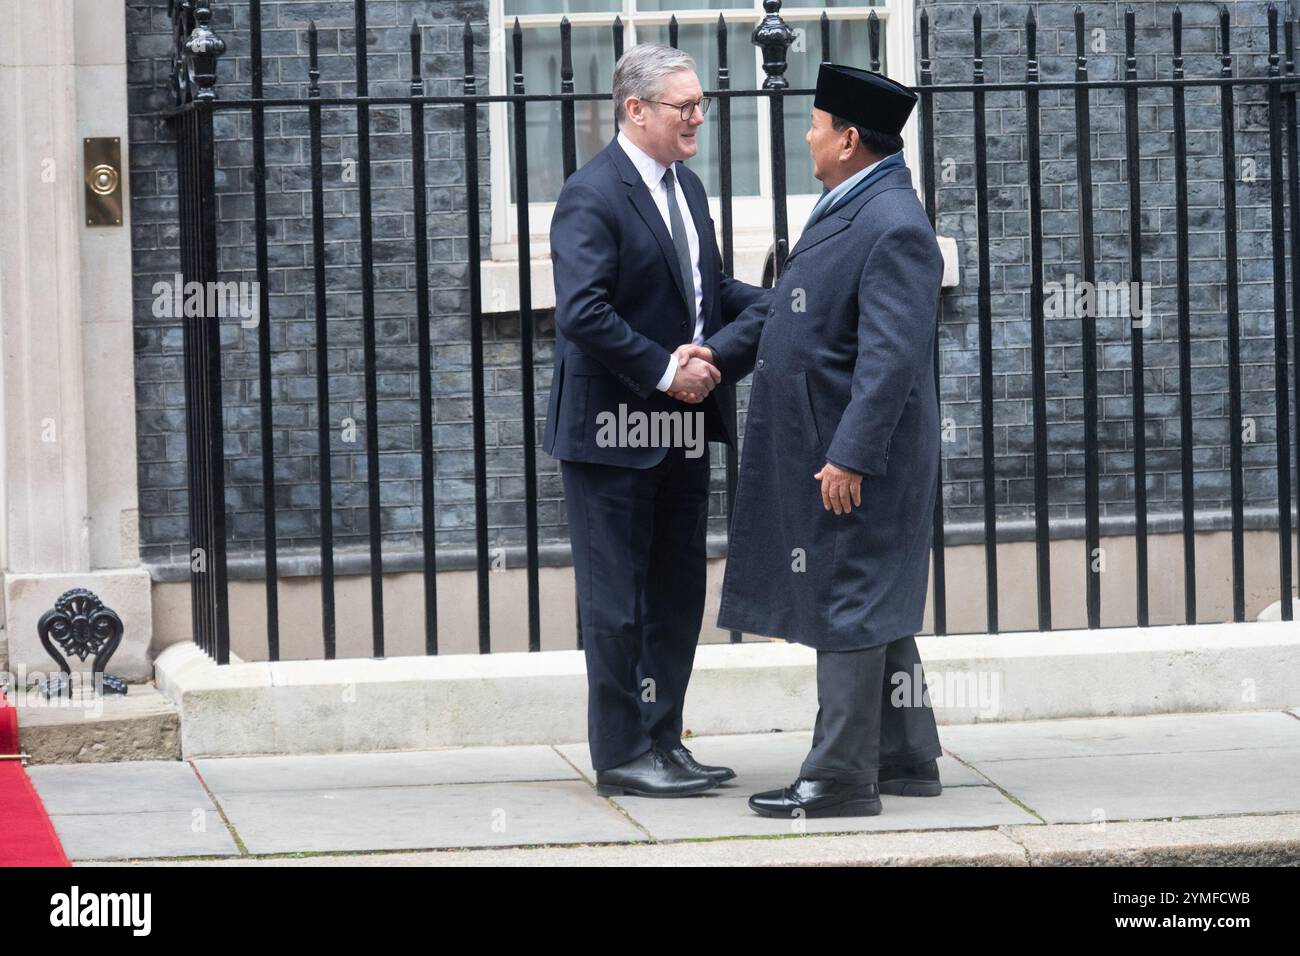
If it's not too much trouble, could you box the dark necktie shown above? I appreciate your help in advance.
[660,167,697,324]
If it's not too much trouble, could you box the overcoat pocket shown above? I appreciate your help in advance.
[793,370,822,453]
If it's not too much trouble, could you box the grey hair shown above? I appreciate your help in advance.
[612,43,697,126]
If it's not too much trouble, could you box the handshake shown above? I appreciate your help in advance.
[667,344,721,404]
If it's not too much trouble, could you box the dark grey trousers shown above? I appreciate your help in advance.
[798,634,944,785]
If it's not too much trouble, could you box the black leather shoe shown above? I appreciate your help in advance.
[748,777,882,818]
[595,748,717,798]
[878,758,942,797]
[663,745,736,783]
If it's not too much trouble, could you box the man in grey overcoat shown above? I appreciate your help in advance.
[682,64,946,818]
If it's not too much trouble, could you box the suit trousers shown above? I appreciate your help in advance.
[560,444,710,771]
[798,634,944,785]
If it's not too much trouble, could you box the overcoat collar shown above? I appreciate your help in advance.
[787,163,915,261]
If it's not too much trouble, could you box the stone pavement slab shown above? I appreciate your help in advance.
[27,760,213,815]
[938,711,1300,761]
[967,747,1300,824]
[555,732,987,788]
[45,811,240,860]
[216,780,647,854]
[193,745,576,794]
[26,760,240,860]
[936,711,1300,824]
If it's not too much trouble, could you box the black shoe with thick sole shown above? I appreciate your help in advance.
[595,748,717,798]
[748,777,882,818]
[877,758,943,797]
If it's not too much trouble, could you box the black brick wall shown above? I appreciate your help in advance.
[130,0,514,566]
[921,0,1297,526]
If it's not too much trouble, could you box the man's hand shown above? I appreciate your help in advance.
[667,345,720,403]
[674,343,716,367]
[814,461,863,515]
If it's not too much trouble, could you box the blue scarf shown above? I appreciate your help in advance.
[804,151,906,230]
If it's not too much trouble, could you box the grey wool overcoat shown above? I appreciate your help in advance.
[704,161,944,651]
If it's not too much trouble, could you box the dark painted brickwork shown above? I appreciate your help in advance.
[921,0,1297,525]
[130,0,518,566]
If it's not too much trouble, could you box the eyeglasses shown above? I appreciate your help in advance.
[646,97,712,121]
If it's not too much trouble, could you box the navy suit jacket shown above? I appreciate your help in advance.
[543,137,770,467]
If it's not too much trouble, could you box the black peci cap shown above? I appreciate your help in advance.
[813,62,917,136]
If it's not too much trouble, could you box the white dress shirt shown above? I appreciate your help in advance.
[616,130,705,393]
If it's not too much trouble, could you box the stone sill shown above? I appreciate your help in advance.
[153,621,1300,757]
[480,234,961,314]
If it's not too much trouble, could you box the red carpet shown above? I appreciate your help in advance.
[0,689,70,866]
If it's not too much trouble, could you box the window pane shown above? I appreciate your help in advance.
[504,0,621,15]
[781,17,889,195]
[507,26,618,204]
[635,22,761,196]
[636,0,751,11]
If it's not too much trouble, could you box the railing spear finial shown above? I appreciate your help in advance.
[1075,4,1088,79]
[718,13,730,79]
[1286,2,1295,74]
[1026,6,1038,83]
[464,16,477,95]
[1270,3,1281,66]
[307,20,319,97]
[868,9,880,72]
[920,7,931,84]
[410,19,423,96]
[1173,5,1184,77]
[512,18,524,90]
[1220,4,1233,76]
[1125,5,1137,81]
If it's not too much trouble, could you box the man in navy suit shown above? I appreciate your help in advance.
[544,42,770,797]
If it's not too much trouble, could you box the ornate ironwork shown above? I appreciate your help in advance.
[169,0,225,107]
[169,0,193,106]
[752,0,795,90]
[36,589,127,697]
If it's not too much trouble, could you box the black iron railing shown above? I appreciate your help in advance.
[915,4,1298,634]
[163,0,1299,665]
